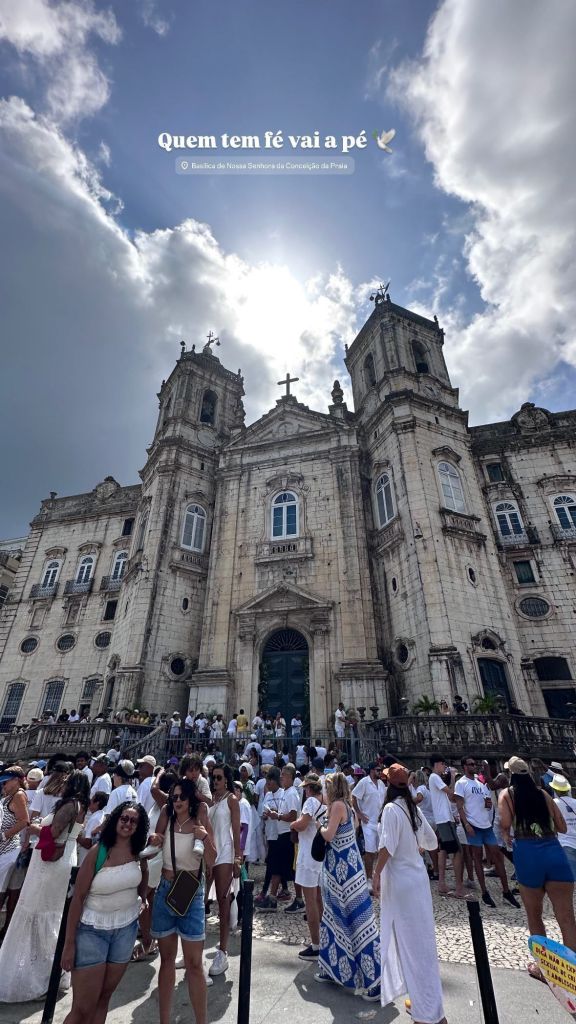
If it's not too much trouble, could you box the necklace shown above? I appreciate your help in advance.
[175,815,192,832]
[214,792,229,804]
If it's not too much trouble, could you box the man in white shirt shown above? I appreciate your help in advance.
[334,702,346,740]
[103,760,138,817]
[75,751,93,787]
[429,754,465,898]
[261,742,276,766]
[455,755,519,908]
[195,715,207,738]
[258,766,301,911]
[252,712,264,738]
[313,739,327,760]
[291,714,302,741]
[135,755,157,816]
[106,739,122,764]
[90,755,112,799]
[244,735,262,758]
[352,763,386,885]
[77,792,108,864]
[68,709,80,723]
[185,712,195,733]
[227,716,238,739]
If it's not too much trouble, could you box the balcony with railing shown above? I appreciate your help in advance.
[497,524,540,550]
[63,578,94,596]
[29,582,59,600]
[551,522,576,544]
[364,713,576,763]
[256,536,314,563]
[100,575,123,592]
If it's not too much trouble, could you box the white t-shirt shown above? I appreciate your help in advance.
[196,717,207,735]
[555,796,576,849]
[30,789,59,818]
[78,809,105,864]
[276,786,301,835]
[352,776,386,824]
[244,741,262,757]
[295,745,308,767]
[255,777,268,815]
[291,718,302,733]
[297,796,325,868]
[314,746,327,760]
[81,765,93,786]
[429,772,452,825]
[90,773,112,799]
[274,719,286,737]
[261,789,282,840]
[261,748,276,765]
[106,783,138,816]
[227,719,238,736]
[252,716,263,731]
[238,796,251,829]
[454,776,493,829]
[195,775,212,801]
[417,784,435,824]
[106,748,121,763]
[185,714,195,730]
[335,708,346,733]
[137,776,156,816]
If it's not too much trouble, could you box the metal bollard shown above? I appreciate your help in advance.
[466,899,500,1024]
[237,878,254,1024]
[42,867,78,1024]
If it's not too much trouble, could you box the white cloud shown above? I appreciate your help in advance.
[0,98,355,534]
[0,0,120,122]
[387,0,576,421]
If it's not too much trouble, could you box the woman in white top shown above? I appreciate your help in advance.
[149,778,216,1024]
[413,769,439,879]
[61,800,149,1024]
[290,774,325,962]
[0,771,89,1003]
[373,764,446,1024]
[551,774,576,879]
[207,765,241,977]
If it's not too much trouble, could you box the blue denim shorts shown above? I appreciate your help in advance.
[151,878,206,942]
[467,825,498,848]
[513,837,574,888]
[75,918,138,968]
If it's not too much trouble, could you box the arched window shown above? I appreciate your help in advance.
[76,556,94,584]
[412,339,429,374]
[112,551,128,581]
[494,501,524,537]
[438,462,466,513]
[272,492,298,539]
[182,504,206,552]
[200,389,217,426]
[42,679,65,716]
[375,473,395,528]
[363,353,376,388]
[0,681,26,730]
[42,560,60,588]
[553,495,576,530]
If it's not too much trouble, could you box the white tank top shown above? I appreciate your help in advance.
[81,860,142,928]
[162,828,202,873]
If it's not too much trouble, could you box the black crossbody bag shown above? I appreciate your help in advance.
[165,820,203,917]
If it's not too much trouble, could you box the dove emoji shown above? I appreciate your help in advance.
[373,129,396,153]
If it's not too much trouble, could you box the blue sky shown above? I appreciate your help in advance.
[1,0,575,536]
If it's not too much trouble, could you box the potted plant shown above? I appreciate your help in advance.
[412,696,441,716]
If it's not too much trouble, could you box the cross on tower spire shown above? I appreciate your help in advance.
[277,372,299,397]
[203,331,220,354]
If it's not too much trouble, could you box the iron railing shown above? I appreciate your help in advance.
[64,579,94,595]
[550,523,576,543]
[99,576,123,592]
[29,582,59,599]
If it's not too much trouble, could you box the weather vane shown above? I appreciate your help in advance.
[369,281,390,305]
[203,330,220,354]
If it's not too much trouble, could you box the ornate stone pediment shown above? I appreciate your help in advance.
[234,582,332,618]
[93,477,121,501]
[431,445,462,463]
[225,397,341,451]
[512,403,551,433]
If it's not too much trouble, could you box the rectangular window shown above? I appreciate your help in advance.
[66,601,81,624]
[272,506,283,538]
[103,600,117,621]
[486,462,504,482]
[122,518,134,537]
[286,505,297,536]
[193,517,205,551]
[31,606,46,628]
[513,560,535,584]
[43,680,65,715]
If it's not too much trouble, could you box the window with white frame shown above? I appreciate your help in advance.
[553,495,576,530]
[76,556,94,584]
[494,501,524,537]
[42,560,60,588]
[271,492,298,538]
[375,473,395,528]
[437,462,466,513]
[181,504,206,552]
[42,679,65,715]
[112,551,128,581]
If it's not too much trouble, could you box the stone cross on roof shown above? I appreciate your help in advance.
[277,372,299,397]
[203,331,220,354]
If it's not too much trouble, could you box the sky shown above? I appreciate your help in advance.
[1,0,575,537]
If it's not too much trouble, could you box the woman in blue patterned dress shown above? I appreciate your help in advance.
[314,772,380,1000]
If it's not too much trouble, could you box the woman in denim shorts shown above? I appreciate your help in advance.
[149,777,216,1024]
[499,756,576,980]
[61,801,149,1024]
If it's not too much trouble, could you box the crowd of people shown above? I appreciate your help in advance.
[0,737,575,1024]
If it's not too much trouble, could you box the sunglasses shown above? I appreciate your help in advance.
[119,814,139,826]
[173,794,186,802]
[213,774,225,781]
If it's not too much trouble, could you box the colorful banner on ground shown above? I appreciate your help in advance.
[529,935,576,1018]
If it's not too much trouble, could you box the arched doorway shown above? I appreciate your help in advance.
[260,629,309,729]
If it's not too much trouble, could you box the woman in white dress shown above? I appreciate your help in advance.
[373,764,447,1024]
[290,774,325,962]
[0,766,30,903]
[207,764,241,977]
[0,770,90,1002]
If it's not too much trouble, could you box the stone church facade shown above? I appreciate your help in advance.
[1,295,575,731]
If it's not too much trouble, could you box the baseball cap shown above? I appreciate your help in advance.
[36,759,47,769]
[550,761,564,772]
[353,766,365,777]
[136,755,157,768]
[114,759,135,778]
[94,753,111,765]
[27,768,44,782]
[168,756,179,765]
[383,763,410,787]
[504,756,529,775]
[550,774,571,793]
